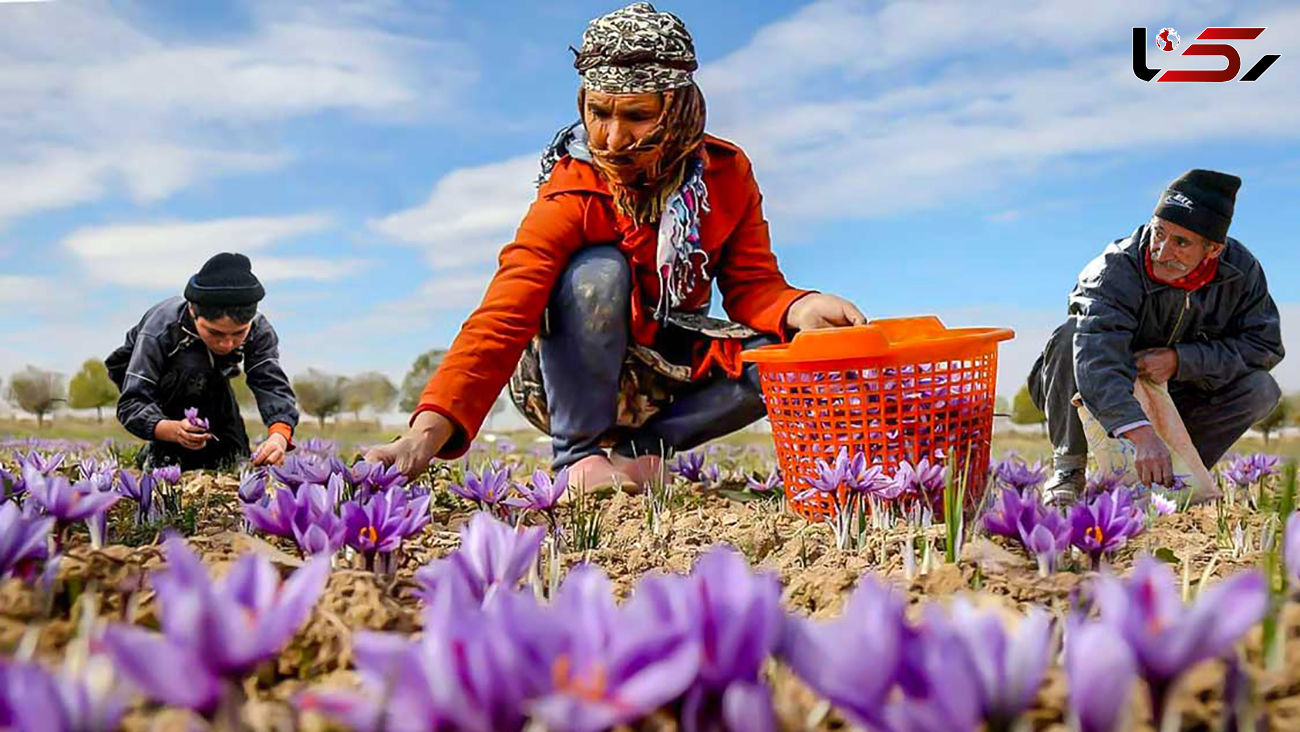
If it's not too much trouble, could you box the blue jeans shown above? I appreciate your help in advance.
[539,246,773,469]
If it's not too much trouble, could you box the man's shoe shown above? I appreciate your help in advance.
[566,455,634,495]
[1042,468,1086,507]
[610,454,664,492]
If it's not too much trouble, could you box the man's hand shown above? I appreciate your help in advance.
[1123,424,1174,487]
[1135,347,1178,384]
[251,433,289,466]
[784,293,867,333]
[364,410,454,479]
[155,419,212,451]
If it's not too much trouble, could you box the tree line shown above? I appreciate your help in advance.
[2,347,507,430]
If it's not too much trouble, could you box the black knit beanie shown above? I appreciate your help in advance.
[184,253,265,306]
[1153,169,1241,243]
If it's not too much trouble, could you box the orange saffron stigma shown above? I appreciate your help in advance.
[1087,526,1104,544]
[551,655,609,701]
[362,526,378,544]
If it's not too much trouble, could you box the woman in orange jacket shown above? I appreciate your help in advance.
[368,2,865,489]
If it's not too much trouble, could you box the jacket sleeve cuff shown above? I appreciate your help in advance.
[268,422,295,450]
[1113,420,1152,437]
[411,404,471,460]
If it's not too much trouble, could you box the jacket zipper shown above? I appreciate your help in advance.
[1166,292,1191,347]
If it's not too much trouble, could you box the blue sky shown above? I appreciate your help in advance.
[2,0,1299,408]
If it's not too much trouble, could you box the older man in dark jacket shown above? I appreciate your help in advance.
[106,253,299,470]
[1029,169,1283,504]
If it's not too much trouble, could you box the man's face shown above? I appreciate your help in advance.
[191,308,251,356]
[583,90,664,183]
[1148,217,1224,283]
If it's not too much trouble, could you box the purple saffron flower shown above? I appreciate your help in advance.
[880,607,983,732]
[25,468,121,524]
[983,487,1042,540]
[452,464,512,506]
[1150,493,1177,516]
[1085,468,1128,497]
[21,451,64,476]
[701,463,722,489]
[238,468,268,504]
[150,465,181,486]
[530,565,701,732]
[0,502,52,581]
[671,452,708,483]
[1286,512,1300,590]
[676,547,783,732]
[505,468,570,513]
[780,575,905,729]
[415,511,544,604]
[993,456,1048,493]
[793,450,849,502]
[948,600,1053,728]
[1069,489,1145,567]
[101,538,330,717]
[0,657,126,732]
[183,406,210,433]
[890,458,947,502]
[1066,621,1137,732]
[0,466,23,502]
[746,470,781,494]
[342,489,410,559]
[270,454,332,491]
[243,487,299,539]
[349,460,407,494]
[1020,508,1072,575]
[1221,453,1280,489]
[1094,557,1267,722]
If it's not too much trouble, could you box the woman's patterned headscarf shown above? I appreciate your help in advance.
[573,2,697,95]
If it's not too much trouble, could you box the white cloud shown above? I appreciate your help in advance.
[370,154,540,270]
[0,275,54,303]
[60,213,359,289]
[698,0,1300,221]
[0,0,475,226]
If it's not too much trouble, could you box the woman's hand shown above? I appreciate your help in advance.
[784,293,867,333]
[364,410,455,479]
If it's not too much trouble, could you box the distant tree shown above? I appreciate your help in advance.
[293,369,346,430]
[399,349,447,413]
[230,373,256,409]
[7,366,66,428]
[343,372,398,420]
[67,358,118,423]
[1255,397,1289,446]
[1010,384,1047,436]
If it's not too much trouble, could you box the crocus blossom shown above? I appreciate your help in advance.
[780,576,905,729]
[342,487,429,566]
[184,406,210,433]
[993,456,1048,493]
[451,464,512,507]
[1065,621,1137,732]
[0,657,126,732]
[746,471,781,494]
[891,458,947,502]
[983,487,1042,541]
[948,601,1053,729]
[671,452,708,483]
[1094,557,1267,724]
[115,470,156,525]
[415,511,544,604]
[101,538,330,717]
[1019,509,1072,575]
[1150,493,1177,516]
[530,565,701,732]
[1286,511,1300,590]
[1069,488,1144,567]
[506,468,570,513]
[0,501,52,580]
[238,469,268,504]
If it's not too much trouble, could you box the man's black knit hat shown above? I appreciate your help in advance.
[1153,169,1241,243]
[184,253,265,306]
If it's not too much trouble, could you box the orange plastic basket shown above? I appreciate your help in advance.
[741,316,1015,521]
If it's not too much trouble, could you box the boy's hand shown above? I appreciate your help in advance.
[155,419,212,451]
[252,433,289,466]
[784,293,867,333]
